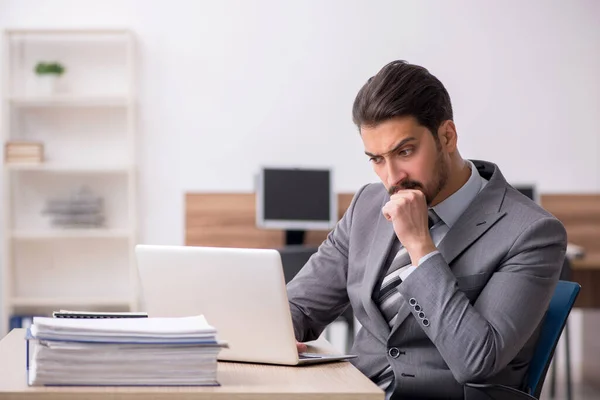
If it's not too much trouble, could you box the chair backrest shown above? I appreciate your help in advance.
[526,280,580,398]
[278,246,355,327]
[277,246,319,283]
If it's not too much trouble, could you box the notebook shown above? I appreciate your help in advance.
[31,315,220,343]
[52,310,148,319]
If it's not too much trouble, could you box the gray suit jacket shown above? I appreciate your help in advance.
[287,160,567,399]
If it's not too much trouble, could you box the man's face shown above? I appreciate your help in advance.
[360,116,449,205]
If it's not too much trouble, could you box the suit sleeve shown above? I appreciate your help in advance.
[397,217,567,384]
[287,184,368,342]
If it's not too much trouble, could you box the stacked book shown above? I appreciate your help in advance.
[4,141,44,164]
[42,186,105,228]
[26,315,227,386]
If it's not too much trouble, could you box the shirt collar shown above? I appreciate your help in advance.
[431,160,484,229]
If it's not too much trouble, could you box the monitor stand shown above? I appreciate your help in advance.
[285,230,306,246]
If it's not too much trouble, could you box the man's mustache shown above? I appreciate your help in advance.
[388,180,424,196]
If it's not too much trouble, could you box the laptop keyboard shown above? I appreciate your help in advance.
[299,352,324,359]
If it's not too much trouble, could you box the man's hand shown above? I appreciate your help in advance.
[382,189,436,265]
[296,342,308,353]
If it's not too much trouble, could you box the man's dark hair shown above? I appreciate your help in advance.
[352,60,453,138]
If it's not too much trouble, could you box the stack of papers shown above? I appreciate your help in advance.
[26,315,227,386]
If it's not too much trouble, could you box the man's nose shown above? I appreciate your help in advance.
[386,162,407,188]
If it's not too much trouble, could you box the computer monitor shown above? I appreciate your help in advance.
[513,184,539,204]
[256,167,337,245]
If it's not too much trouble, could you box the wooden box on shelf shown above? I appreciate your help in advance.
[4,141,44,164]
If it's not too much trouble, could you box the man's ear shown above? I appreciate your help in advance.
[438,120,457,152]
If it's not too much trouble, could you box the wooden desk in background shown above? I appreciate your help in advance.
[0,329,383,400]
[571,257,600,308]
[541,194,600,309]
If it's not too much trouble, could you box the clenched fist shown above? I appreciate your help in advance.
[382,189,437,266]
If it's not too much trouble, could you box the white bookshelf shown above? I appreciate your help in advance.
[9,95,130,107]
[5,164,132,173]
[11,229,132,240]
[11,297,131,308]
[1,29,138,334]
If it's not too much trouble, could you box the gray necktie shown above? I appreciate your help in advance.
[372,209,442,388]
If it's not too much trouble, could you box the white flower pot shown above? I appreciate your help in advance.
[36,75,60,95]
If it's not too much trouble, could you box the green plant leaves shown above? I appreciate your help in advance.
[34,62,66,75]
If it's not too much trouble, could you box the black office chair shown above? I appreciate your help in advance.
[277,246,355,352]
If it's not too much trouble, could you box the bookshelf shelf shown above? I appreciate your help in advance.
[1,28,138,334]
[6,164,132,173]
[11,229,132,240]
[5,28,132,35]
[11,297,131,308]
[7,95,130,108]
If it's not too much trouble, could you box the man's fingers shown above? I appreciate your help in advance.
[382,198,405,221]
[390,189,423,201]
[382,203,396,221]
[296,342,308,353]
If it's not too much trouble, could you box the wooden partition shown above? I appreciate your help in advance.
[540,194,600,264]
[541,194,600,308]
[185,193,354,249]
[186,192,600,306]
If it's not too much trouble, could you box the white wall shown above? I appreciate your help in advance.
[1,0,599,246]
[1,0,599,382]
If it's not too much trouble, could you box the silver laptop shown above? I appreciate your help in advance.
[135,244,356,365]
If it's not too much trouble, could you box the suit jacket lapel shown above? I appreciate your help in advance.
[437,162,510,265]
[362,199,396,342]
[437,210,505,265]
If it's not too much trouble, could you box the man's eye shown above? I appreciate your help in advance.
[399,148,414,157]
[369,157,383,165]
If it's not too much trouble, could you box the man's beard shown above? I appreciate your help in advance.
[387,151,449,205]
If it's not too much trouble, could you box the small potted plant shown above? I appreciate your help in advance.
[34,61,66,95]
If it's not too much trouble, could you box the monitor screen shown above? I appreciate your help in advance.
[256,167,336,230]
[513,185,538,203]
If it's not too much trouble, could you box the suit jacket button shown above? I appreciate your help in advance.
[414,304,421,312]
[409,298,417,306]
[418,311,425,319]
[423,318,430,327]
[388,347,400,358]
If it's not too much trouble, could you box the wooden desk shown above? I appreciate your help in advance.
[571,256,600,309]
[540,194,600,308]
[0,329,383,400]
